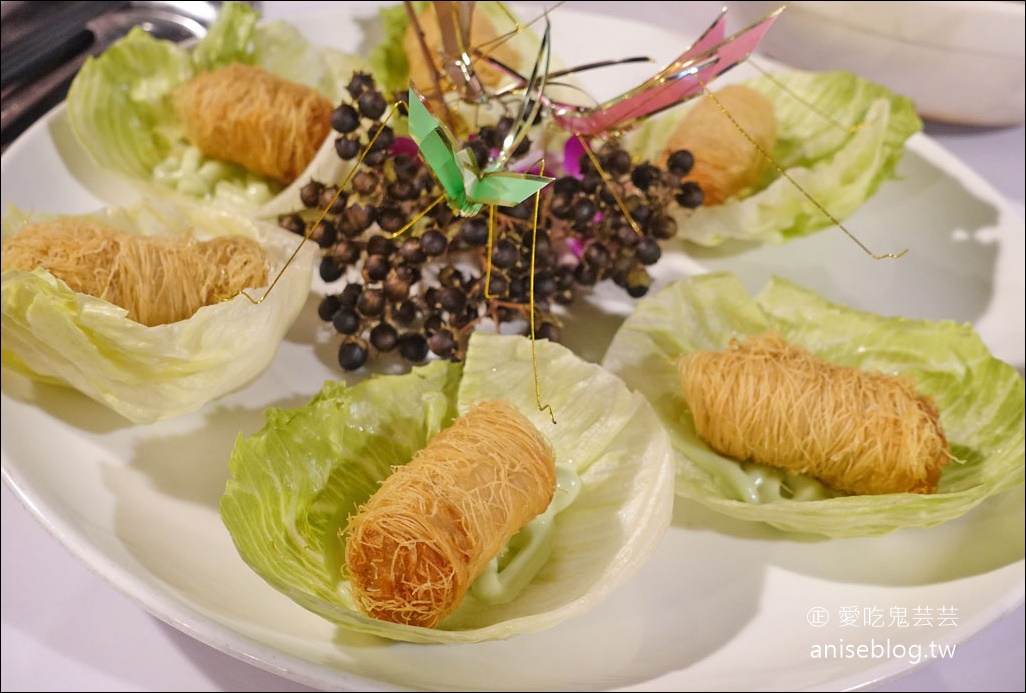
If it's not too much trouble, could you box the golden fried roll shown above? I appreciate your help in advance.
[678,332,950,495]
[344,399,557,628]
[661,84,776,205]
[172,63,334,185]
[1,219,268,326]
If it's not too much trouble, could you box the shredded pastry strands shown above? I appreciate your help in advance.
[173,63,334,185]
[1,219,269,326]
[343,399,556,628]
[678,332,950,495]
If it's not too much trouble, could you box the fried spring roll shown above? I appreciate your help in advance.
[173,63,333,185]
[343,399,556,628]
[678,332,950,495]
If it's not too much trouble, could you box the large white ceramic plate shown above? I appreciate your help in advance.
[2,3,1024,691]
[728,0,1026,127]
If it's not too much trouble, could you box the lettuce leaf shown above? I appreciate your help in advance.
[368,1,423,96]
[0,199,316,424]
[65,1,365,216]
[630,69,923,246]
[601,272,1024,537]
[221,332,675,643]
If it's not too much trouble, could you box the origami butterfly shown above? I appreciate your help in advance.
[406,17,554,217]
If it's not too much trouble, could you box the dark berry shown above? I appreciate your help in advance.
[438,286,467,314]
[331,104,360,133]
[347,72,376,99]
[535,321,561,341]
[339,282,362,306]
[300,181,323,208]
[667,149,695,176]
[458,216,489,246]
[375,205,407,234]
[419,229,448,256]
[552,176,581,197]
[335,239,362,265]
[383,273,411,302]
[583,242,611,268]
[313,220,337,248]
[393,299,419,325]
[676,181,704,208]
[399,237,426,264]
[428,328,457,358]
[370,322,398,352]
[572,197,597,225]
[605,148,632,176]
[340,204,375,236]
[398,332,429,362]
[352,170,380,195]
[338,340,368,371]
[631,163,661,191]
[362,254,391,282]
[574,262,598,285]
[649,214,678,240]
[490,239,517,268]
[635,237,661,265]
[367,122,394,151]
[318,186,347,213]
[357,90,387,120]
[319,256,344,283]
[317,295,341,321]
[332,308,361,335]
[335,136,361,160]
[626,265,652,298]
[366,235,395,257]
[356,288,386,316]
[392,153,419,181]
[278,213,306,236]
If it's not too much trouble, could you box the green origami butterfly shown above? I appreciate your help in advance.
[406,20,553,217]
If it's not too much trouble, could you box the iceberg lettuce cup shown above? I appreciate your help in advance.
[601,272,1025,537]
[221,332,676,643]
[629,69,923,246]
[1,198,316,424]
[65,1,365,217]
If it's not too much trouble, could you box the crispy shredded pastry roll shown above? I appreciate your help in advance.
[678,332,951,495]
[1,219,268,326]
[172,63,334,185]
[661,84,776,205]
[343,399,557,628]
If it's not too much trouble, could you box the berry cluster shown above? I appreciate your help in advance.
[278,73,704,372]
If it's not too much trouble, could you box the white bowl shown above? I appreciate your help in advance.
[731,0,1026,126]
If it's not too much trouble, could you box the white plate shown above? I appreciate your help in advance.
[728,0,1026,126]
[2,3,1023,692]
